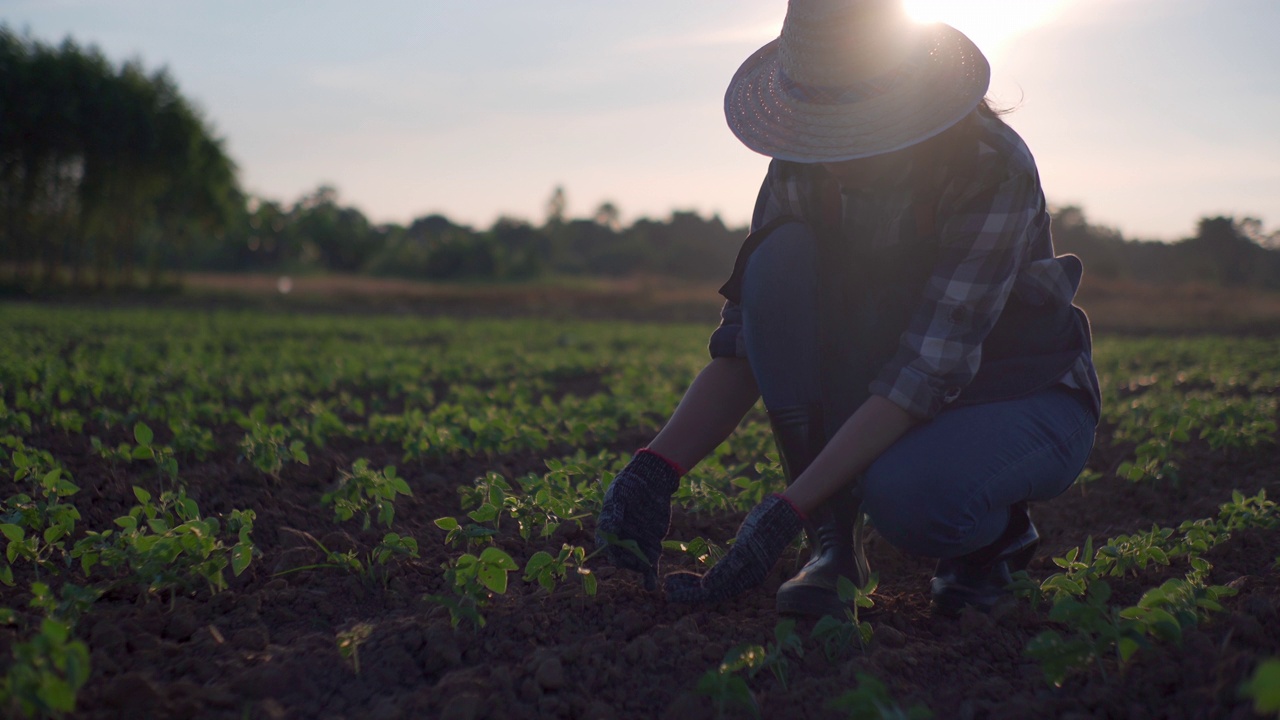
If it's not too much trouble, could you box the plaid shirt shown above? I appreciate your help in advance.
[711,111,1099,420]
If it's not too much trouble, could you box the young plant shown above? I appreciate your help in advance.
[695,645,763,720]
[71,487,256,597]
[827,672,933,720]
[322,459,411,530]
[756,619,805,690]
[662,536,727,568]
[0,617,91,719]
[522,544,599,597]
[1024,580,1145,686]
[1239,658,1280,717]
[27,582,101,627]
[237,406,309,479]
[424,546,518,629]
[811,574,878,662]
[336,623,374,676]
[1,467,81,583]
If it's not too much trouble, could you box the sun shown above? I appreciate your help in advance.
[902,0,1073,58]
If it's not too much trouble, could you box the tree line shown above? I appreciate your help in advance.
[4,28,1280,294]
[1,27,240,290]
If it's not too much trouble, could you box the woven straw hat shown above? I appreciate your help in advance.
[725,0,991,162]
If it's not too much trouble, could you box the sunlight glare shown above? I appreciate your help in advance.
[903,0,1073,57]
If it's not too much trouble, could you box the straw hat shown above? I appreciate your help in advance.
[725,0,991,162]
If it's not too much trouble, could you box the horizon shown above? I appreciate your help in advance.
[6,0,1279,243]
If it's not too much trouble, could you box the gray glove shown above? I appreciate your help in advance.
[665,494,803,604]
[595,451,681,590]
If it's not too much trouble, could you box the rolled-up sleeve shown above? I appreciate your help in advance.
[869,170,1041,419]
[709,300,746,359]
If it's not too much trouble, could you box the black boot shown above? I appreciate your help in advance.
[768,406,871,617]
[930,502,1040,616]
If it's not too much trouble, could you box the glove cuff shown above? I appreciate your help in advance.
[627,449,682,495]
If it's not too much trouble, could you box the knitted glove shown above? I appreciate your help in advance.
[595,450,682,591]
[665,494,804,605]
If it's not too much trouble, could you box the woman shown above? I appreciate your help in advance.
[596,0,1100,617]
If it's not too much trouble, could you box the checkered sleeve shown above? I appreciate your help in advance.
[869,169,1042,419]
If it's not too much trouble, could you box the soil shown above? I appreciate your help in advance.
[3,381,1278,720]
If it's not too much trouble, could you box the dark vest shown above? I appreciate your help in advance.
[721,160,1096,435]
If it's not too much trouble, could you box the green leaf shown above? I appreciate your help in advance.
[524,551,554,576]
[468,503,498,523]
[133,486,152,504]
[0,524,23,542]
[580,569,597,596]
[132,445,155,460]
[1242,659,1280,713]
[479,546,518,571]
[477,564,510,594]
[232,544,253,575]
[38,675,77,712]
[134,422,154,447]
[1118,637,1141,663]
[434,517,459,531]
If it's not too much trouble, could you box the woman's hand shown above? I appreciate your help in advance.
[664,494,803,604]
[595,451,681,590]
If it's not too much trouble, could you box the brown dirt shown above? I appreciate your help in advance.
[2,373,1277,720]
[174,272,1280,333]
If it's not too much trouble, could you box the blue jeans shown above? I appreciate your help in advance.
[740,221,1096,559]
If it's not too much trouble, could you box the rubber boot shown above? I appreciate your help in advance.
[930,502,1040,616]
[768,406,872,617]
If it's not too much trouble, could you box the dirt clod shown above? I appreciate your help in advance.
[536,655,566,691]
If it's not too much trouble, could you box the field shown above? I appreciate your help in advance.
[1,302,1278,719]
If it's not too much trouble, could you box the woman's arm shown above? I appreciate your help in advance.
[781,394,917,514]
[646,357,760,473]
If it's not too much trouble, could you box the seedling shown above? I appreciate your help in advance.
[523,543,600,596]
[237,406,309,479]
[827,672,933,720]
[336,623,374,676]
[0,618,91,719]
[695,645,763,719]
[322,459,412,530]
[1240,658,1280,716]
[425,546,517,629]
[811,574,878,661]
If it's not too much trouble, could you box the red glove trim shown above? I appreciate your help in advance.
[637,447,686,477]
[771,493,808,523]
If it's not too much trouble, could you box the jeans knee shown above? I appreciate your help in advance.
[861,475,983,558]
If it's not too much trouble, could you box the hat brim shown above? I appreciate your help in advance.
[724,23,991,163]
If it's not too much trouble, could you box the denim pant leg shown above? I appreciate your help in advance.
[739,222,823,411]
[860,387,1097,559]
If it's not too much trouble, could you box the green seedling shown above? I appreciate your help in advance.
[425,546,518,629]
[336,623,374,676]
[237,406,309,479]
[322,459,411,530]
[71,487,256,597]
[1240,658,1280,717]
[130,422,180,482]
[523,543,600,596]
[827,672,933,720]
[1,467,81,583]
[1025,580,1146,686]
[0,617,91,719]
[811,574,878,662]
[662,536,726,568]
[695,644,763,720]
[27,582,101,626]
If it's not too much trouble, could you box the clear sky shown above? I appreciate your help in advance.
[6,0,1279,241]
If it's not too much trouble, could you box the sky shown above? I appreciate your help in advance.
[5,0,1279,241]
